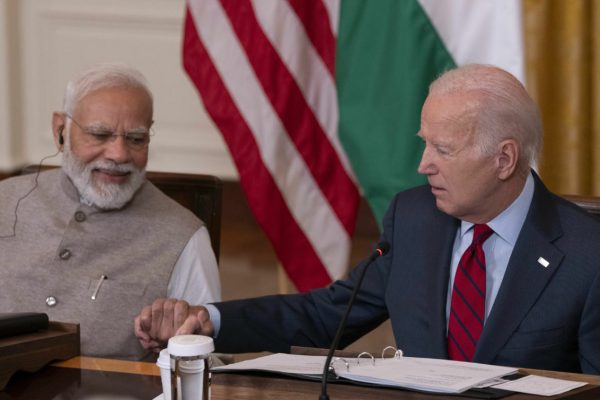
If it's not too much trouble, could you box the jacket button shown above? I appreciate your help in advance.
[46,296,57,307]
[74,211,86,222]
[59,249,71,260]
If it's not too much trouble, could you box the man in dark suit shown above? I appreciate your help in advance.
[135,64,600,374]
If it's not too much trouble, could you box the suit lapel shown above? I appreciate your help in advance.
[414,210,458,358]
[387,189,458,359]
[474,174,564,364]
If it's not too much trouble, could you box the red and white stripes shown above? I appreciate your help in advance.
[183,0,359,291]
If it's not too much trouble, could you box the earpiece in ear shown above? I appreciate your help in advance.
[58,128,64,145]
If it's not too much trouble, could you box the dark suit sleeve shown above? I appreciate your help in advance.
[579,269,600,374]
[212,194,403,354]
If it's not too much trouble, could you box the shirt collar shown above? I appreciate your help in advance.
[459,172,535,245]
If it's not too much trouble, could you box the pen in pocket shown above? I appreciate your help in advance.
[91,274,107,300]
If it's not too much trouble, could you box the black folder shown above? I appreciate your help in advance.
[0,312,49,338]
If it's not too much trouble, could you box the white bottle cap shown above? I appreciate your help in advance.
[156,348,170,368]
[168,335,214,357]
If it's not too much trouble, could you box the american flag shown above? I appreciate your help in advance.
[183,0,358,291]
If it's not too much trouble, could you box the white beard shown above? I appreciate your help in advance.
[62,140,146,210]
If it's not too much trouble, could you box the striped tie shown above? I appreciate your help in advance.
[447,224,493,361]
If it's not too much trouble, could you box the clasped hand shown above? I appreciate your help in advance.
[134,298,214,352]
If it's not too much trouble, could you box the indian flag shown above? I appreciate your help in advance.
[183,0,524,291]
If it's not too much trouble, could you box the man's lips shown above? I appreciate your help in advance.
[430,185,445,195]
[93,168,131,183]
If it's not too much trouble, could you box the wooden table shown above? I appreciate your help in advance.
[1,356,599,399]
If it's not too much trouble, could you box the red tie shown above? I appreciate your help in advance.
[447,224,493,361]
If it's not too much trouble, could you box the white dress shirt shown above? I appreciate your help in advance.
[168,226,221,304]
[446,173,535,326]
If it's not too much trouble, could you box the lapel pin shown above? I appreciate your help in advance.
[537,257,550,268]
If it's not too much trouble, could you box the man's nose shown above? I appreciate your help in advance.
[417,146,434,175]
[103,136,132,163]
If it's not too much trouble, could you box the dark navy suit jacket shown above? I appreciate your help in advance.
[215,173,600,374]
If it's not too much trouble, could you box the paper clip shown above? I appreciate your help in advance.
[381,346,403,359]
[357,352,375,366]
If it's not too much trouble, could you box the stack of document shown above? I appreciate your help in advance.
[212,353,517,394]
[212,353,588,396]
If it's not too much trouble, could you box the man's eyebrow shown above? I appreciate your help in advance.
[82,121,114,130]
[77,121,149,132]
[126,127,151,133]
[434,141,454,150]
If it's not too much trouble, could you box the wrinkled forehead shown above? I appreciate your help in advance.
[72,80,152,110]
[74,86,153,117]
[422,93,481,132]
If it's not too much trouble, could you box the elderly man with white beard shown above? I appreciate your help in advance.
[0,64,221,361]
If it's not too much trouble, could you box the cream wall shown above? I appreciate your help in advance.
[0,0,237,179]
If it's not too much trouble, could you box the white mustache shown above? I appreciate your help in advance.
[88,160,137,174]
[62,145,145,210]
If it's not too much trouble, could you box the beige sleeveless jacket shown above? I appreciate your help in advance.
[0,169,201,360]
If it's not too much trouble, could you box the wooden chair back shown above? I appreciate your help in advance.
[146,171,222,260]
[562,194,600,218]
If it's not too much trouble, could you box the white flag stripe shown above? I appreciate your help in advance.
[251,0,356,182]
[418,0,525,83]
[188,0,350,279]
[322,0,340,37]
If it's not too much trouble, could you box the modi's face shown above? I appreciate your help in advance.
[61,86,153,210]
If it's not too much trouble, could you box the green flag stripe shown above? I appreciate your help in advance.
[337,0,456,226]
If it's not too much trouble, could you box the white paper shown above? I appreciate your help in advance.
[212,353,327,376]
[212,353,517,394]
[472,376,510,388]
[335,357,516,393]
[492,375,587,396]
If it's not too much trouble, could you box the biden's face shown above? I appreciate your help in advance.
[417,93,502,224]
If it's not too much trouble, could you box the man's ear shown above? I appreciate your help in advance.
[497,139,519,180]
[52,112,66,150]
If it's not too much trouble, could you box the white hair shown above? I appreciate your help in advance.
[62,63,153,115]
[429,64,542,171]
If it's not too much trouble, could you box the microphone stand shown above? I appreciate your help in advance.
[318,242,389,400]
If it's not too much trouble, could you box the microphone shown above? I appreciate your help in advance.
[319,241,390,400]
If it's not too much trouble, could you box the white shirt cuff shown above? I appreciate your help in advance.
[205,303,221,338]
